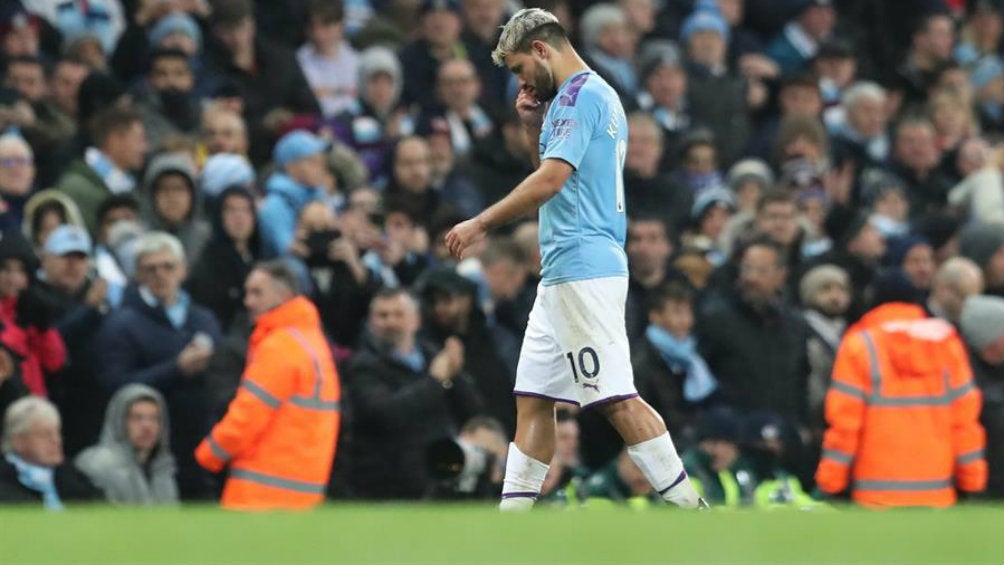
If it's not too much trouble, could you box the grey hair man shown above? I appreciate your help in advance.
[446,8,704,511]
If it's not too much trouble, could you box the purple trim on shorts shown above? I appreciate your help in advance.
[501,491,539,500]
[658,470,688,496]
[582,393,639,410]
[513,391,581,406]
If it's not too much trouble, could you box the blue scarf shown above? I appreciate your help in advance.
[85,147,135,194]
[645,325,718,403]
[5,454,63,510]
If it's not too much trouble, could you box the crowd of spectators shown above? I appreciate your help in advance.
[0,0,1003,508]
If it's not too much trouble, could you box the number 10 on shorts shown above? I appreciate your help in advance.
[565,347,600,384]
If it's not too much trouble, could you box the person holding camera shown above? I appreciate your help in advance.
[290,201,379,349]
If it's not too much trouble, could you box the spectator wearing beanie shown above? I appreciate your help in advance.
[681,187,735,266]
[804,205,886,321]
[680,1,752,166]
[766,0,837,76]
[799,264,850,428]
[960,294,1004,498]
[635,40,692,165]
[915,212,963,264]
[958,222,1004,297]
[883,235,936,295]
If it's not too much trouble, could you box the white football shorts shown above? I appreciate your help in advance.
[514,276,638,408]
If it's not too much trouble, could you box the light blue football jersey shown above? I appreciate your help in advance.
[538,70,629,286]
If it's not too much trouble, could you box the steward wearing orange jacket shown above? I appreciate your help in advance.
[816,302,986,507]
[196,261,340,510]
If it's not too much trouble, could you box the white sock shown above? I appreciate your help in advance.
[627,432,701,509]
[499,443,550,512]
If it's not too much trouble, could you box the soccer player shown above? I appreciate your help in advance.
[446,8,704,511]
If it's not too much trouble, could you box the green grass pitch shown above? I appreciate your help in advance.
[1,504,1002,565]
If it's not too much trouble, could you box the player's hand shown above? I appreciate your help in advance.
[516,85,545,130]
[445,217,487,261]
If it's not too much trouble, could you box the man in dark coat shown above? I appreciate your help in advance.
[419,268,518,437]
[32,225,120,458]
[0,396,100,506]
[345,288,484,500]
[697,238,810,428]
[94,232,222,499]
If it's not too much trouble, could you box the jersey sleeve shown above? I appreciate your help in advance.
[541,84,603,170]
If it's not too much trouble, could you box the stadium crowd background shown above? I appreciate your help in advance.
[0,0,1001,508]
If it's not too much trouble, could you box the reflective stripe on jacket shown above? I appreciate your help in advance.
[816,303,986,507]
[195,297,341,510]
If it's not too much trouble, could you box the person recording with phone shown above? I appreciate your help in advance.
[289,201,379,349]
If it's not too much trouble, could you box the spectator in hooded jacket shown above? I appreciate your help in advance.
[332,46,413,183]
[75,383,178,505]
[141,152,211,263]
[187,186,262,335]
[94,231,222,499]
[259,130,333,258]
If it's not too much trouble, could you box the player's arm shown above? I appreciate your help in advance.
[481,158,571,228]
[446,159,570,259]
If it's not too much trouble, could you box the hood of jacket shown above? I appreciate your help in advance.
[848,302,958,380]
[21,189,87,246]
[249,295,322,350]
[208,185,262,256]
[99,383,171,451]
[142,152,201,224]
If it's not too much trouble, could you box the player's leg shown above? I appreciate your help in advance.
[499,395,555,511]
[595,397,703,508]
[501,284,570,511]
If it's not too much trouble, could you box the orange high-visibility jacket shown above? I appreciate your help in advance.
[816,303,986,507]
[195,296,341,510]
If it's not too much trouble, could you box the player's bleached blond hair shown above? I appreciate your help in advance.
[491,8,564,67]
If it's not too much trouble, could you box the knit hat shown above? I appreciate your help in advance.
[201,153,255,198]
[726,159,774,192]
[358,46,403,106]
[690,186,735,222]
[638,40,683,84]
[697,406,742,443]
[915,213,962,253]
[960,294,1004,351]
[798,263,849,305]
[0,229,37,272]
[681,1,730,44]
[825,205,871,249]
[959,222,1004,268]
[883,234,930,268]
[871,268,921,307]
[149,13,202,51]
[859,168,906,206]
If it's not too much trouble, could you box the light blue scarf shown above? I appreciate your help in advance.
[645,325,718,403]
[5,454,63,511]
[85,147,135,194]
